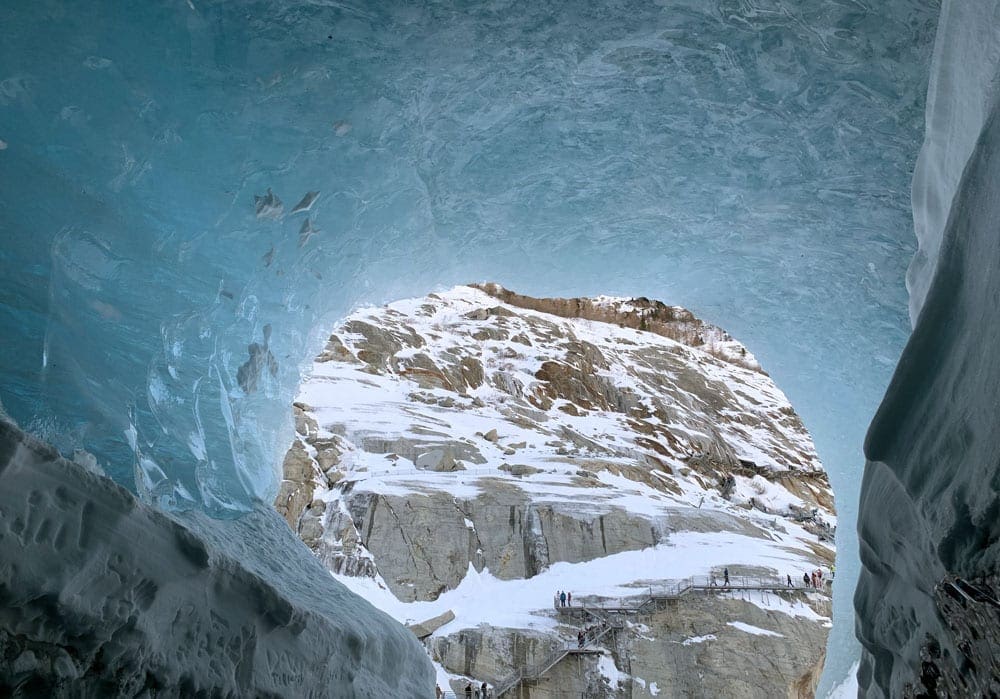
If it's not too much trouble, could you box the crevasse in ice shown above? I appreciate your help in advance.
[0,1,938,692]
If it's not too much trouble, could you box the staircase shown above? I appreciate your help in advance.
[494,622,621,697]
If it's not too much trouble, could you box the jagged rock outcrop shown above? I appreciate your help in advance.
[408,610,456,640]
[471,283,760,373]
[276,285,836,697]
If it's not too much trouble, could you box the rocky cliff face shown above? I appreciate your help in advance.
[276,285,835,697]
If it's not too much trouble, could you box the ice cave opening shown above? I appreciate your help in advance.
[7,0,998,696]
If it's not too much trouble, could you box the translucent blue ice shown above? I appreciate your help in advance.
[0,1,938,691]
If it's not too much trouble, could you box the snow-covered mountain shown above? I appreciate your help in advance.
[276,284,835,697]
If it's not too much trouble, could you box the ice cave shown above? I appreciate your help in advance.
[1,0,999,696]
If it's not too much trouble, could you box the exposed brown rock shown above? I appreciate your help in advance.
[407,610,456,640]
[499,463,542,477]
[471,282,760,372]
[274,439,318,529]
[346,319,424,372]
[315,334,359,364]
[459,356,484,389]
[292,402,319,437]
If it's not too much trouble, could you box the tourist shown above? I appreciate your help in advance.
[560,590,567,607]
[436,686,443,699]
[578,630,585,648]
[465,682,473,699]
[710,574,718,587]
[803,572,810,587]
[787,574,792,587]
[567,591,572,606]
[723,568,730,587]
[482,681,489,698]
[554,591,560,609]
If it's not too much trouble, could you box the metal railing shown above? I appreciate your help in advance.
[492,574,827,696]
[555,573,828,615]
[494,621,621,697]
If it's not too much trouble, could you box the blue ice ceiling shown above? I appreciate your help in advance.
[0,0,936,690]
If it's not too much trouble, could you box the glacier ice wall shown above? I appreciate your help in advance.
[857,1,1000,695]
[0,0,938,691]
[907,0,1000,323]
[0,418,434,696]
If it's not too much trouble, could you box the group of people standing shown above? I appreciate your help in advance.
[554,590,572,608]
[463,681,490,698]
[435,681,490,699]
[803,568,827,589]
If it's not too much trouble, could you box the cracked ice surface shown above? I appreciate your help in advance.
[0,1,938,692]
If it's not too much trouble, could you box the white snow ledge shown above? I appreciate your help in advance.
[727,621,784,638]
